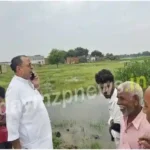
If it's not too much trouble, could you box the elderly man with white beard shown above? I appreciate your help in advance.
[117,81,150,149]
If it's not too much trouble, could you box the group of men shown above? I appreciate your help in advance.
[1,54,150,149]
[95,69,150,149]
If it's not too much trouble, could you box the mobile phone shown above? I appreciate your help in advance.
[30,72,35,80]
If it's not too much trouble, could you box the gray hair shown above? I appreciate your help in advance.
[117,81,143,106]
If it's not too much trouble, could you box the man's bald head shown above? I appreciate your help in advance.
[10,55,33,79]
[10,55,27,72]
[143,86,150,123]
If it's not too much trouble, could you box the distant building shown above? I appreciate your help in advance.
[66,57,79,64]
[29,55,45,65]
[90,56,96,62]
[86,55,96,62]
[0,63,8,73]
[0,62,11,65]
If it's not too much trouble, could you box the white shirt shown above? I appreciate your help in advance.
[5,75,53,149]
[107,88,122,125]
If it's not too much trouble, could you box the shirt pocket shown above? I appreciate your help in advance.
[21,96,39,123]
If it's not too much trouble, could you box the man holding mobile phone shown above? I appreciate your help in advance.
[5,55,53,149]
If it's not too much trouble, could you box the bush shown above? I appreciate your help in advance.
[114,60,150,90]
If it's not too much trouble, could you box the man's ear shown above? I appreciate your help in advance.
[16,65,20,72]
[133,94,139,105]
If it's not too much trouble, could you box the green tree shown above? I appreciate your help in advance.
[142,51,150,56]
[59,50,67,63]
[105,53,113,59]
[74,47,89,57]
[91,50,103,57]
[66,49,76,57]
[48,49,66,68]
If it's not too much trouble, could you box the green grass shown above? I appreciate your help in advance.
[1,57,149,102]
[0,61,123,101]
[52,132,62,149]
[90,142,102,149]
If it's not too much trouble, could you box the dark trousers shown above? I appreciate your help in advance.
[0,142,12,149]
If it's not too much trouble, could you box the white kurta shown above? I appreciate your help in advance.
[107,88,122,148]
[101,88,122,148]
[107,88,122,125]
[5,75,53,149]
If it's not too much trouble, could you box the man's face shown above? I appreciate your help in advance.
[100,81,114,99]
[117,91,137,116]
[143,90,150,123]
[17,57,33,80]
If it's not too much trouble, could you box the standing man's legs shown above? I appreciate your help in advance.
[0,143,6,149]
[4,142,12,149]
[0,142,12,149]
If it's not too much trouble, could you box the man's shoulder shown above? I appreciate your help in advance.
[7,76,24,88]
[6,76,24,94]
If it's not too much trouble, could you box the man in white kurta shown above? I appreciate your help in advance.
[95,69,122,148]
[5,55,53,149]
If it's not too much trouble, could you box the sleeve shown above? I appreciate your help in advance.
[108,116,113,125]
[5,86,23,141]
[108,104,113,126]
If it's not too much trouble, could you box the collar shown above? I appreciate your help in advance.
[132,109,144,130]
[123,109,144,130]
[14,75,35,89]
[111,88,117,99]
[108,88,117,103]
[14,75,29,83]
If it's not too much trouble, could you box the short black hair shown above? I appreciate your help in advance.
[95,69,114,84]
[0,86,5,99]
[10,55,27,72]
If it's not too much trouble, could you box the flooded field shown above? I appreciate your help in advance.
[46,94,116,149]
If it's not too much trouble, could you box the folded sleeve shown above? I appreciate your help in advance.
[108,116,113,125]
[5,87,22,141]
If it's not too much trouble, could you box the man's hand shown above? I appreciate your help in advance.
[110,119,114,126]
[12,139,21,149]
[138,136,150,148]
[31,74,40,90]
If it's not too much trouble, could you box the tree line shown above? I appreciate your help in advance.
[47,47,119,67]
[47,48,150,67]
[119,51,150,58]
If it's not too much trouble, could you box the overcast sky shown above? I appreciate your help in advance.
[0,1,150,61]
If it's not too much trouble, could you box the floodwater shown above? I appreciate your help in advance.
[46,94,115,149]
